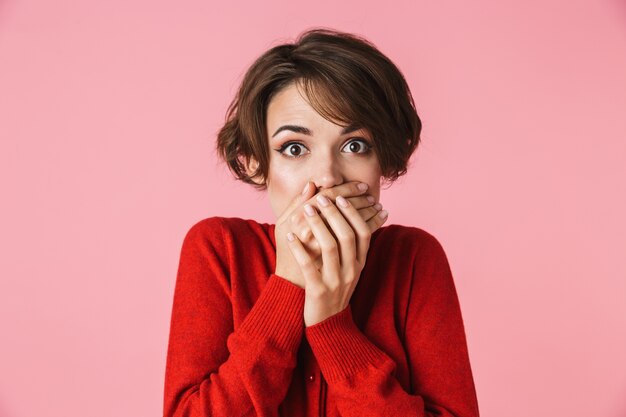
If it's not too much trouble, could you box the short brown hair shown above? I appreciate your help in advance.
[215,27,422,191]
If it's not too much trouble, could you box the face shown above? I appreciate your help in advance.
[261,82,383,219]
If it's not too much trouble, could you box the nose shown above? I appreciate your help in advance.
[312,154,344,190]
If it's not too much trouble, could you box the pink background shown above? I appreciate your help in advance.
[1,1,625,416]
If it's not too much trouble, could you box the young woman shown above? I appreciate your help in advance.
[163,28,479,417]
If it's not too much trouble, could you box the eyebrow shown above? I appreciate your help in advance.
[271,123,362,138]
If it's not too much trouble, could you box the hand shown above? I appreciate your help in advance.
[285,190,389,326]
[291,181,383,270]
[274,181,382,289]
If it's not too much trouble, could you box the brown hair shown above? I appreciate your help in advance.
[215,27,422,191]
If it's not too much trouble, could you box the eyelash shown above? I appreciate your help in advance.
[274,138,373,159]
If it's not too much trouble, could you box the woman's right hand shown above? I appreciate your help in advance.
[274,180,384,289]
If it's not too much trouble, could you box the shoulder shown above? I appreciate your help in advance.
[183,216,263,237]
[374,225,457,306]
[181,216,272,253]
[372,224,452,282]
[181,216,226,246]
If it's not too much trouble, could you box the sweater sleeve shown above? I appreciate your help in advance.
[304,232,480,417]
[163,218,306,417]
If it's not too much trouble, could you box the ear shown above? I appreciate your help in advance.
[244,156,264,185]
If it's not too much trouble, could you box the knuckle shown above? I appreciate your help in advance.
[322,240,338,252]
[326,279,340,291]
[301,228,312,240]
[320,190,336,202]
[320,190,335,201]
[356,207,370,217]
[358,228,371,239]
[337,229,355,242]
[326,251,340,263]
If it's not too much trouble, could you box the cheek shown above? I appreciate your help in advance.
[267,161,304,214]
[347,168,377,186]
[361,162,383,199]
[365,177,381,200]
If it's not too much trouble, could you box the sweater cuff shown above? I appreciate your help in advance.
[238,273,305,352]
[305,305,390,383]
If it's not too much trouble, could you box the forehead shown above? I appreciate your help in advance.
[266,83,353,134]
[267,84,316,120]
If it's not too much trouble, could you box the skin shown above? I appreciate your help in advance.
[246,82,389,326]
[263,83,383,217]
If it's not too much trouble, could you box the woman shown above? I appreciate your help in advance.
[163,28,479,417]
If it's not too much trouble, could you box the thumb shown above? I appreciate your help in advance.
[300,180,316,201]
[277,180,316,224]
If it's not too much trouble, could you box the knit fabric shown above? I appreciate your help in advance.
[163,216,479,417]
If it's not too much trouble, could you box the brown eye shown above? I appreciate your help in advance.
[274,141,310,159]
[342,138,372,154]
[287,144,304,156]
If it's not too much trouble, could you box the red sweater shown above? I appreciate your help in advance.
[163,216,479,417]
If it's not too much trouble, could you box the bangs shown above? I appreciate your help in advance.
[216,27,422,191]
[294,76,363,129]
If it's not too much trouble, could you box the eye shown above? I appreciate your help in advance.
[273,138,373,160]
[275,142,310,159]
[342,138,373,154]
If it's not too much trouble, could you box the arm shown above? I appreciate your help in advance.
[304,233,479,417]
[163,218,305,417]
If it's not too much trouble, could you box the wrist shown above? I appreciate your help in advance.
[274,268,305,289]
[304,299,346,327]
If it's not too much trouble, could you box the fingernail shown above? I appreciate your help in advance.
[302,182,309,195]
[357,183,369,191]
[316,194,330,207]
[374,203,382,211]
[287,232,295,241]
[304,204,316,217]
[336,195,349,208]
[366,195,375,203]
[378,210,388,220]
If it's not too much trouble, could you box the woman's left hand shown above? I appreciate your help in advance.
[285,193,388,327]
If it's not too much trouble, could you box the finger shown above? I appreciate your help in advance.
[356,205,380,223]
[313,194,357,271]
[335,195,373,266]
[294,190,379,250]
[302,203,342,285]
[285,180,322,242]
[278,180,317,224]
[314,181,370,203]
[312,203,376,239]
[290,181,368,253]
[287,223,323,269]
[288,204,321,249]
[291,179,342,239]
[365,205,389,235]
[346,194,376,209]
[286,231,322,286]
[299,182,369,231]
[287,220,323,269]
